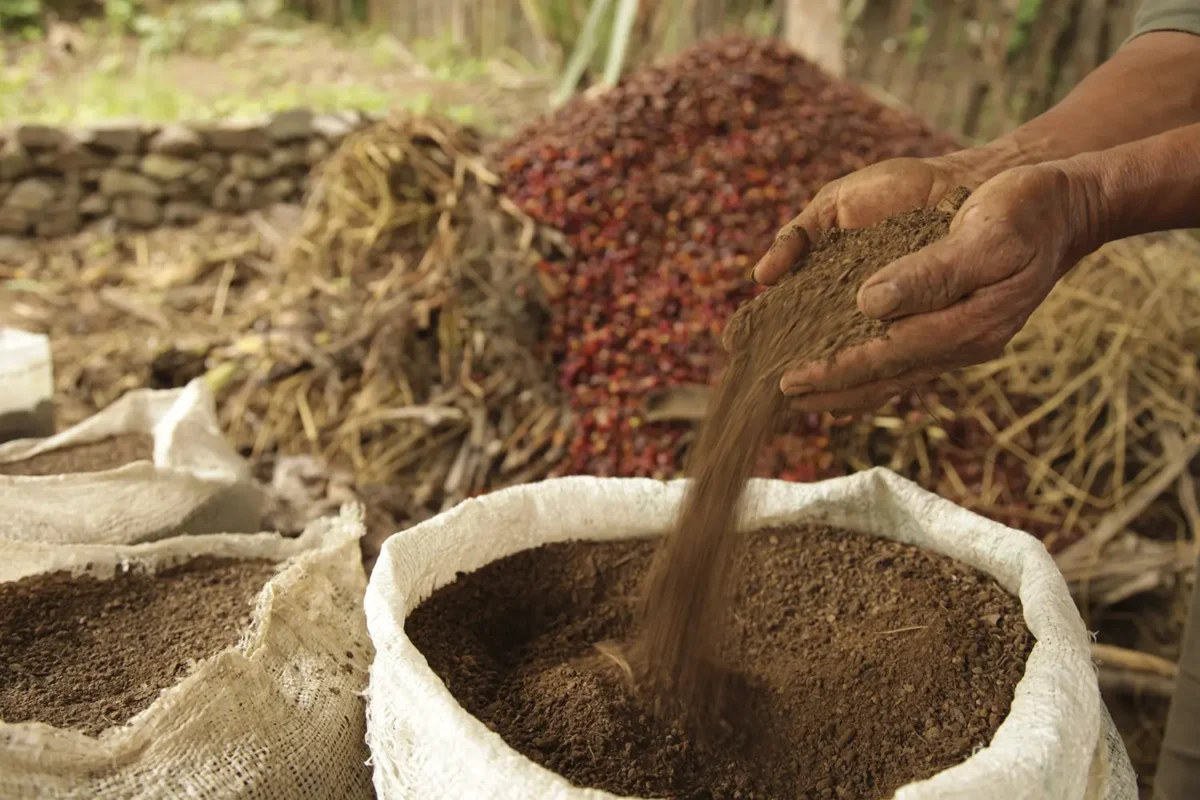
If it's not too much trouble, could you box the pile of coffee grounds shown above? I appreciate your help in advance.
[408,526,1032,800]
[0,556,278,736]
[0,433,154,477]
[0,399,55,444]
[637,191,970,720]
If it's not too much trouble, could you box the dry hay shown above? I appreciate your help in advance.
[958,232,1200,601]
[0,112,570,558]
[833,231,1200,603]
[825,231,1200,794]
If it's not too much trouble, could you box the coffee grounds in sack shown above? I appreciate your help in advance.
[409,525,1031,800]
[0,556,278,736]
[0,433,154,477]
[634,189,972,723]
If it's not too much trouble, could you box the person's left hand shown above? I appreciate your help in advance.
[779,162,1103,415]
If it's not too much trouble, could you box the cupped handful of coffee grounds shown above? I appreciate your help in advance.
[722,186,972,369]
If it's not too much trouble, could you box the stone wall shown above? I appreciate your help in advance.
[0,110,376,238]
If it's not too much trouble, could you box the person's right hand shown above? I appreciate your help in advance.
[752,154,988,285]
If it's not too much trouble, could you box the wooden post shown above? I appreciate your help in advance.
[783,0,844,78]
[1155,546,1200,799]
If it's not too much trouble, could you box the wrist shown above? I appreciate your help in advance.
[935,132,1060,187]
[1050,158,1112,263]
[1055,123,1200,248]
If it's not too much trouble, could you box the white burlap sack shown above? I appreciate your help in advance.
[364,468,1137,800]
[0,506,375,800]
[0,378,264,545]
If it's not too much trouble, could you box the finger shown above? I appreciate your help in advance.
[857,221,1031,321]
[791,390,897,417]
[779,296,1008,395]
[752,182,841,285]
[857,200,1037,320]
[787,364,948,415]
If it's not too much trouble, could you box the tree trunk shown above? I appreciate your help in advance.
[783,0,844,77]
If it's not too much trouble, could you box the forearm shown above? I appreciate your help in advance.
[1065,122,1200,250]
[944,31,1200,182]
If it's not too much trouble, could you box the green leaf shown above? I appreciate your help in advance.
[551,0,613,108]
[601,0,638,88]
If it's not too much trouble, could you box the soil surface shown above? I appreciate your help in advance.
[637,192,970,721]
[0,556,278,736]
[0,433,154,476]
[408,524,1032,800]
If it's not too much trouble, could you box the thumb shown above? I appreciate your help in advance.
[856,224,1012,320]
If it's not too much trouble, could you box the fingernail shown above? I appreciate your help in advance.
[860,281,901,318]
[780,381,813,397]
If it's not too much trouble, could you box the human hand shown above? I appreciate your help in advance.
[773,162,1103,415]
[752,153,989,286]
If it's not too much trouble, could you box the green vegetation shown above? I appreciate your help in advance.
[1006,0,1042,60]
[0,1,547,127]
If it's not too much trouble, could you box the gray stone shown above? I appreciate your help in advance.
[79,193,110,216]
[204,120,271,153]
[198,152,225,172]
[229,152,278,180]
[187,165,220,196]
[82,123,146,154]
[269,143,309,170]
[114,154,141,170]
[305,137,331,164]
[256,177,298,205]
[100,169,163,198]
[5,178,59,212]
[213,175,255,211]
[140,154,197,182]
[164,201,207,225]
[59,178,83,207]
[149,124,205,157]
[36,209,82,238]
[113,196,162,227]
[312,112,359,143]
[163,181,194,199]
[0,207,29,235]
[37,142,106,170]
[0,141,31,181]
[266,108,315,142]
[16,124,70,151]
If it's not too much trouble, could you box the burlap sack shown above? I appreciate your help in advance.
[364,469,1137,800]
[0,378,263,545]
[0,506,374,799]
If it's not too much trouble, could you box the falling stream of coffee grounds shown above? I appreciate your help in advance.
[636,349,783,722]
[628,188,971,727]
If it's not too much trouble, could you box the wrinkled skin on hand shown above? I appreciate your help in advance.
[752,158,1096,415]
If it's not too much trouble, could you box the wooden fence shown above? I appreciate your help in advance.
[284,0,1143,142]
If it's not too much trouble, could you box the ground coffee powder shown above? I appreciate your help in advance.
[0,433,154,477]
[408,525,1031,799]
[635,190,971,722]
[0,556,278,736]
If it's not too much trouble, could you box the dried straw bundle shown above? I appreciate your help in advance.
[0,113,571,550]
